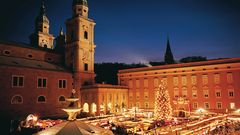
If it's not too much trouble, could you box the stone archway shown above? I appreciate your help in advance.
[83,103,89,112]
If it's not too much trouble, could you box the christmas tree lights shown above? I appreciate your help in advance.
[154,79,173,120]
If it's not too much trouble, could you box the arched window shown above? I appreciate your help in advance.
[37,96,46,103]
[84,31,88,39]
[83,103,89,112]
[59,96,66,102]
[91,103,97,113]
[11,95,23,104]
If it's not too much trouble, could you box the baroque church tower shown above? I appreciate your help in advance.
[30,0,54,49]
[65,0,96,88]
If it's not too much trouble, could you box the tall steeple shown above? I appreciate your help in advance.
[164,36,175,64]
[29,0,54,49]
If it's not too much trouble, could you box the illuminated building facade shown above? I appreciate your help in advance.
[0,0,127,118]
[118,58,240,116]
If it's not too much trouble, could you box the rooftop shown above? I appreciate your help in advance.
[0,55,69,72]
[119,57,240,73]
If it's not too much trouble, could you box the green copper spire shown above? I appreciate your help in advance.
[36,0,49,24]
[72,0,88,7]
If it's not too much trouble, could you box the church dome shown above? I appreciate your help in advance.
[73,0,88,6]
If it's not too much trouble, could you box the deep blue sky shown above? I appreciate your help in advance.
[0,0,239,63]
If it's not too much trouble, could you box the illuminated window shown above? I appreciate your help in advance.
[83,103,89,112]
[38,78,47,88]
[193,102,198,109]
[162,77,167,85]
[11,95,23,104]
[192,90,197,98]
[12,76,24,87]
[214,74,220,84]
[58,80,67,89]
[202,74,208,85]
[182,87,187,97]
[173,77,178,86]
[174,88,179,98]
[191,75,197,85]
[37,96,46,103]
[227,73,233,83]
[230,102,235,109]
[216,102,222,109]
[182,76,187,86]
[204,102,210,109]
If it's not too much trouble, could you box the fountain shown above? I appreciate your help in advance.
[62,89,81,121]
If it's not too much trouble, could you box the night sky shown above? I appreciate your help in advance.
[0,0,239,63]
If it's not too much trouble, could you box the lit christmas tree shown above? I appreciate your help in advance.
[154,79,173,120]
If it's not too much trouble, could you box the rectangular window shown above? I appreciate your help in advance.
[38,78,47,88]
[12,76,24,87]
[84,63,88,71]
[191,75,197,85]
[203,90,209,98]
[59,80,67,88]
[173,77,178,86]
[162,77,167,85]
[230,102,235,109]
[182,76,187,86]
[193,102,198,109]
[229,91,234,97]
[214,74,220,84]
[202,75,208,85]
[217,102,222,109]
[215,91,221,98]
[192,90,197,98]
[182,88,187,97]
[204,102,210,109]
[174,89,179,98]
